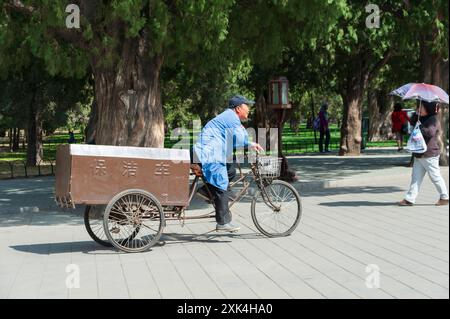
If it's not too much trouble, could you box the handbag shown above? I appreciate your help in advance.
[406,122,427,154]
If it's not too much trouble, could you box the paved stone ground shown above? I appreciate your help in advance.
[0,150,448,299]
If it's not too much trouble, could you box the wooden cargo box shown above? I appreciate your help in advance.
[55,144,190,208]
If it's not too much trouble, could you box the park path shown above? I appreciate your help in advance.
[0,150,448,299]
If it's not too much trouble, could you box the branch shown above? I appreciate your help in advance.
[368,48,394,82]
[5,1,90,50]
[46,27,90,50]
[4,0,34,15]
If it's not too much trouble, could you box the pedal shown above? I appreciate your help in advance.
[110,226,120,234]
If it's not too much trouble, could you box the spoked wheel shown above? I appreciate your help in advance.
[103,189,165,253]
[84,205,112,247]
[251,180,302,237]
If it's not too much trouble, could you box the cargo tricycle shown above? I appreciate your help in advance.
[55,144,301,253]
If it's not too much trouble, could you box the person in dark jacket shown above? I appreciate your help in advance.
[318,102,331,153]
[400,101,449,206]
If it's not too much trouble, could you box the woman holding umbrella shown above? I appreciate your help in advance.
[399,100,449,206]
[390,83,449,206]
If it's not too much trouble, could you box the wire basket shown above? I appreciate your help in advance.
[258,156,282,178]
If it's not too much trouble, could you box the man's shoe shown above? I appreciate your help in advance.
[399,199,414,206]
[216,222,240,232]
[435,199,449,206]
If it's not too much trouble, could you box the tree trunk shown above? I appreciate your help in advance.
[368,89,395,141]
[8,128,13,151]
[12,127,20,151]
[339,77,365,156]
[26,91,43,166]
[84,95,97,144]
[421,33,449,166]
[435,59,449,166]
[254,93,270,132]
[90,38,165,147]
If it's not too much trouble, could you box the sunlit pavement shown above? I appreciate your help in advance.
[0,151,448,299]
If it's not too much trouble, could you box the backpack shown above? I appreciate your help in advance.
[313,117,320,130]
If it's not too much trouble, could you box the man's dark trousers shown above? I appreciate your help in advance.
[208,164,236,225]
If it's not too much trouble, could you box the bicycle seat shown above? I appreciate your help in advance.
[190,164,203,177]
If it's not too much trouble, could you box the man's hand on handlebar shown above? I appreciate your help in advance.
[250,142,264,153]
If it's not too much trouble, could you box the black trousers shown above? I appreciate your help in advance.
[207,164,236,225]
[319,129,330,152]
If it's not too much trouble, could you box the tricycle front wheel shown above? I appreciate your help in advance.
[251,180,302,237]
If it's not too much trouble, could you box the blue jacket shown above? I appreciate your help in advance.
[193,109,250,190]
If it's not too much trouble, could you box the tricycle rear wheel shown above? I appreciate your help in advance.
[84,205,112,247]
[103,189,165,253]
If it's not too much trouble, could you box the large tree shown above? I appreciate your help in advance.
[323,1,412,155]
[414,1,449,165]
[2,0,236,147]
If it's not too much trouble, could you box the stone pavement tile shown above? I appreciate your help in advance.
[231,222,361,298]
[6,253,48,299]
[305,197,448,252]
[1,171,448,299]
[95,254,129,299]
[320,205,450,267]
[264,235,382,299]
[192,218,357,299]
[159,235,226,299]
[296,183,449,299]
[234,208,392,298]
[325,198,449,244]
[304,199,447,268]
[177,230,258,299]
[119,259,161,299]
[299,220,447,298]
[307,207,449,280]
[303,208,449,290]
[68,262,99,299]
[0,274,15,299]
[296,223,431,299]
[234,205,434,298]
[186,221,291,299]
[225,227,327,298]
[143,245,193,299]
[37,258,71,299]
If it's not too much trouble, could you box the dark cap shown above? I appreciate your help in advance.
[228,95,255,109]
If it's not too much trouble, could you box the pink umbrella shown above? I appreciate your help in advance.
[390,83,449,105]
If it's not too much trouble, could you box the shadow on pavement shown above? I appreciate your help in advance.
[318,201,400,207]
[296,185,404,197]
[288,155,410,180]
[8,231,263,255]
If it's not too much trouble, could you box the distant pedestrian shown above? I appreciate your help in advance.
[68,131,76,144]
[391,102,410,151]
[399,101,449,206]
[318,102,330,153]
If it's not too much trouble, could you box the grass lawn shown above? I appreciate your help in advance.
[0,128,400,179]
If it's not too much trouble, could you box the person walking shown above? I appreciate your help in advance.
[391,103,410,151]
[318,102,331,153]
[399,101,449,206]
